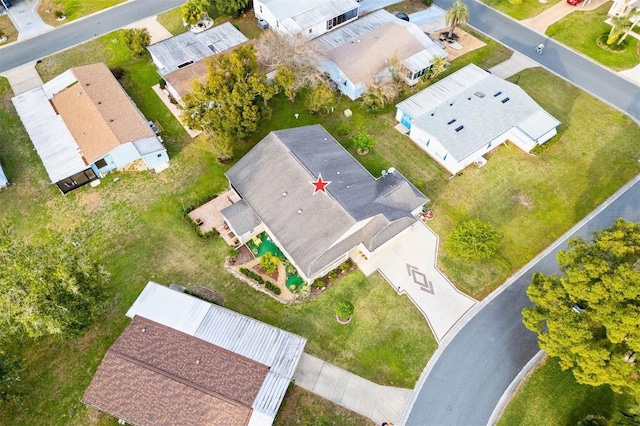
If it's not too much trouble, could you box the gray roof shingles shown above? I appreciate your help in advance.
[226,125,427,278]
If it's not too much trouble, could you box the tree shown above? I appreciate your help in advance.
[200,131,234,163]
[212,0,249,17]
[618,9,640,45]
[607,16,630,45]
[180,45,278,141]
[260,252,280,274]
[0,223,109,340]
[427,56,447,79]
[335,300,355,321]
[361,77,401,112]
[123,28,151,57]
[257,31,322,101]
[305,81,336,114]
[445,0,469,39]
[445,219,499,261]
[352,130,376,154]
[523,219,640,400]
[274,66,298,102]
[182,0,209,26]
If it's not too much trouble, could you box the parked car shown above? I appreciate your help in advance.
[395,13,410,21]
[566,0,584,6]
[1,0,11,8]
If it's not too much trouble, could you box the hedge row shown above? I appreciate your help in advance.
[239,267,281,295]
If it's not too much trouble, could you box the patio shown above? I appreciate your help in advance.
[187,189,241,246]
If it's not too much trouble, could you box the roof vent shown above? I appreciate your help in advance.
[110,119,114,122]
[85,83,90,87]
[282,191,287,197]
[493,91,502,97]
[447,119,456,125]
[141,327,146,333]
[474,91,485,98]
[449,102,454,106]
[501,97,510,103]
[195,359,200,364]
[297,209,303,214]
[455,125,464,132]
[336,171,340,175]
[98,101,102,105]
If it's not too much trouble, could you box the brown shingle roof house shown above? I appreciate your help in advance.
[11,63,170,194]
[82,316,267,426]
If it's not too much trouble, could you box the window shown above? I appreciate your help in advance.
[177,60,194,69]
[501,97,510,103]
[412,68,426,80]
[326,8,357,30]
[95,158,108,169]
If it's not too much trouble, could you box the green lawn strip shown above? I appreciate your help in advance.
[546,3,640,70]
[497,356,630,425]
[156,7,187,36]
[0,15,18,44]
[275,385,375,426]
[479,0,562,20]
[39,0,126,26]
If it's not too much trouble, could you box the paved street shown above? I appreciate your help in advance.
[434,0,640,122]
[405,175,640,425]
[0,0,184,73]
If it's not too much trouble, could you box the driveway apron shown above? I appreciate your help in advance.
[5,0,53,40]
[359,222,476,342]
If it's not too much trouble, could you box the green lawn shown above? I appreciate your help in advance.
[546,3,640,70]
[156,7,187,36]
[0,31,436,425]
[0,15,18,45]
[38,0,126,26]
[479,0,562,20]
[497,357,631,425]
[157,5,263,39]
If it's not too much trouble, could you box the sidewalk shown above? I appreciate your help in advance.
[294,353,413,425]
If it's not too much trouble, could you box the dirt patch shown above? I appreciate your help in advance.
[430,28,487,62]
[513,191,534,210]
[78,191,103,214]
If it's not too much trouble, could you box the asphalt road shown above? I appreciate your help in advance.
[407,175,640,425]
[434,0,640,123]
[0,0,185,73]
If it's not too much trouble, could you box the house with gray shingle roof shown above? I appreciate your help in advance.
[312,10,448,100]
[83,282,306,426]
[395,64,561,175]
[223,124,428,283]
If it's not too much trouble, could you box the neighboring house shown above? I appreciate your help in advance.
[395,64,561,175]
[222,124,428,283]
[608,0,639,17]
[312,10,447,100]
[0,163,8,189]
[83,282,306,426]
[11,63,169,194]
[148,22,249,103]
[254,0,359,39]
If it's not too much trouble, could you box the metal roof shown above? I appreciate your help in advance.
[132,136,166,156]
[11,86,88,183]
[280,0,359,35]
[126,282,307,421]
[397,64,561,162]
[147,22,248,75]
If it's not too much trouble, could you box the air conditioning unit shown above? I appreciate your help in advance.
[474,157,487,168]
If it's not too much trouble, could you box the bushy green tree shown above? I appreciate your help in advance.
[523,219,640,400]
[427,56,447,79]
[182,0,209,26]
[305,81,336,114]
[446,219,499,261]
[212,0,249,17]
[274,65,298,102]
[260,252,280,274]
[352,130,375,154]
[180,45,277,141]
[123,28,151,57]
[335,301,355,320]
[0,222,109,340]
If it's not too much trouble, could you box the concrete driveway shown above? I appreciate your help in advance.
[357,222,476,342]
[5,0,53,40]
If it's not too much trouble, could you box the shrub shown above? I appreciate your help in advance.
[305,81,336,114]
[159,78,167,89]
[110,67,125,80]
[296,284,311,300]
[239,267,264,284]
[335,121,351,138]
[54,10,65,19]
[260,252,280,274]
[576,415,608,426]
[327,270,339,282]
[312,278,326,289]
[424,0,433,5]
[339,261,351,273]
[352,131,376,153]
[184,286,225,307]
[335,301,354,320]
[123,28,151,57]
[265,281,281,295]
[446,219,499,262]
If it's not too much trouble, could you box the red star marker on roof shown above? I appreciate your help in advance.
[310,174,331,194]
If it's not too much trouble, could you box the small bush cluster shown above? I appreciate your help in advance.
[312,278,326,289]
[335,300,355,320]
[184,286,225,307]
[239,268,281,295]
[323,259,355,284]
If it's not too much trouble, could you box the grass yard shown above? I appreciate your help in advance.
[497,357,632,425]
[0,31,435,425]
[479,0,562,20]
[0,14,18,45]
[38,0,126,26]
[158,4,263,39]
[275,385,375,426]
[546,3,640,70]
[156,7,187,36]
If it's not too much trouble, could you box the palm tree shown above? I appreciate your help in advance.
[606,16,630,45]
[618,9,640,45]
[445,0,469,39]
[182,0,209,27]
